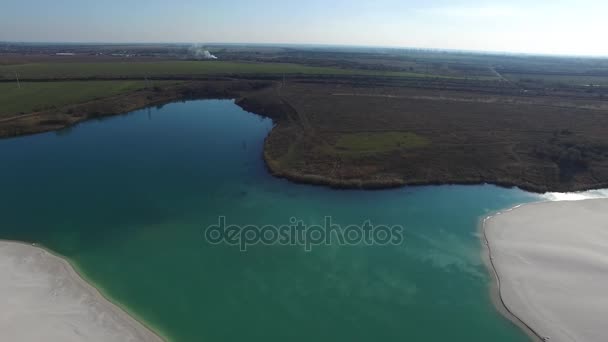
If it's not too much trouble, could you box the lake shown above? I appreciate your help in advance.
[0,100,539,341]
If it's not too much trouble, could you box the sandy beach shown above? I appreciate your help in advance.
[0,241,164,342]
[484,198,608,342]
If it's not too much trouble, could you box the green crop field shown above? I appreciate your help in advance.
[332,131,430,154]
[0,81,177,117]
[0,61,462,80]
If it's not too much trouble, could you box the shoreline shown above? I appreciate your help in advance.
[264,155,608,194]
[0,239,167,342]
[479,206,544,342]
[481,198,608,342]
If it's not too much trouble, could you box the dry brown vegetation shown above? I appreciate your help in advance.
[240,81,608,192]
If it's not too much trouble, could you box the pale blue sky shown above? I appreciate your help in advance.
[1,0,607,56]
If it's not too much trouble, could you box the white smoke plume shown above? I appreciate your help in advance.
[188,44,218,60]
[203,50,218,59]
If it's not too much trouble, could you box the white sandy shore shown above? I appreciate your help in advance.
[484,199,608,342]
[0,241,164,342]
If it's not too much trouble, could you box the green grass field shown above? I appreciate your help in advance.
[333,131,429,154]
[0,81,174,117]
[0,61,460,80]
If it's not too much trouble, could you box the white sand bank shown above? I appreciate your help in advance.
[484,199,608,342]
[0,241,164,342]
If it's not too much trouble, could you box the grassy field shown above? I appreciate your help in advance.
[0,61,464,80]
[258,81,608,191]
[333,131,429,154]
[503,73,608,86]
[0,81,176,117]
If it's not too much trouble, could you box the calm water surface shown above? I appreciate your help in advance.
[0,100,539,341]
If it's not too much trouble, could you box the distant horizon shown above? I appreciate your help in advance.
[3,40,608,60]
[2,0,607,58]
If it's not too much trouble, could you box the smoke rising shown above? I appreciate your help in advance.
[188,44,218,60]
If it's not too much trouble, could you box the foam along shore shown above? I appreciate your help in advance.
[0,241,164,342]
[484,198,608,342]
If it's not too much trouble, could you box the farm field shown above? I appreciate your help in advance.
[503,72,608,86]
[0,81,180,117]
[0,61,450,80]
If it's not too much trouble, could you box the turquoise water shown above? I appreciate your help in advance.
[0,100,539,341]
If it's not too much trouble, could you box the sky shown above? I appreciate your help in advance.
[1,0,607,56]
